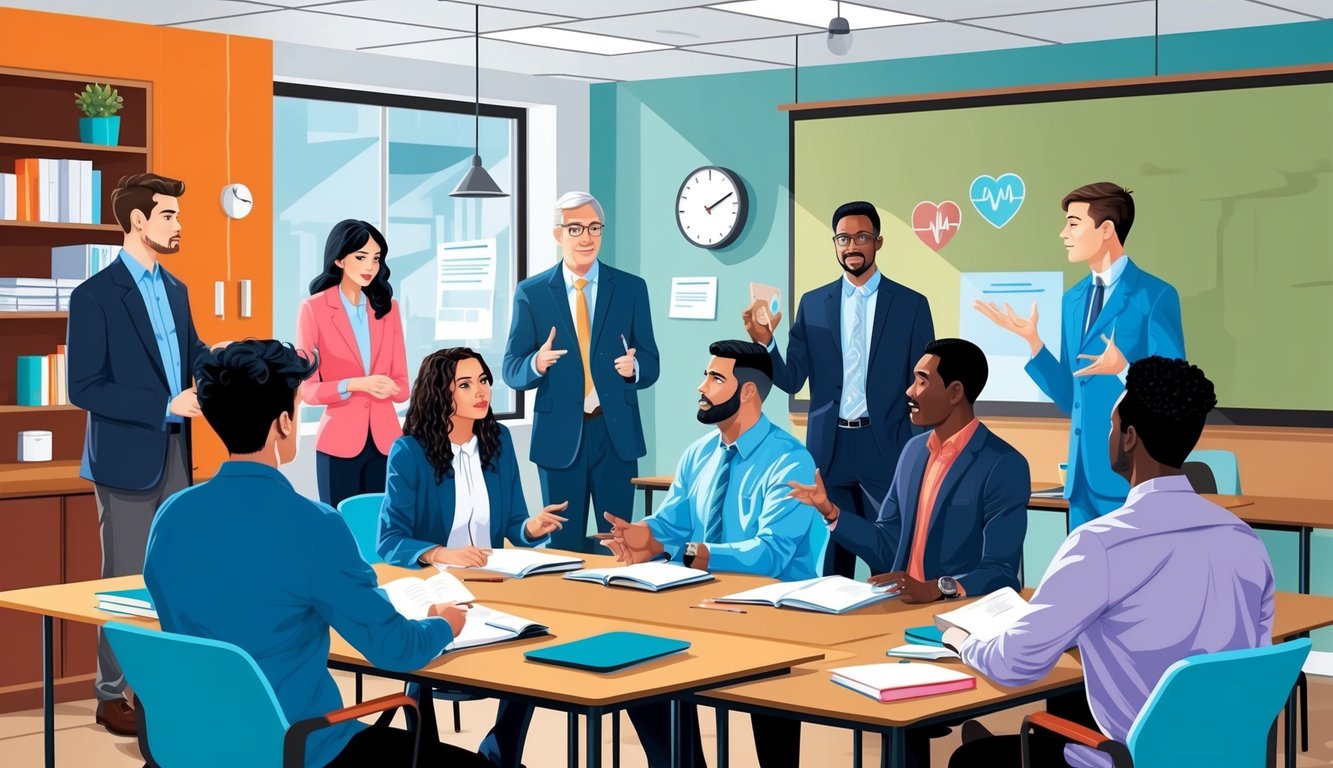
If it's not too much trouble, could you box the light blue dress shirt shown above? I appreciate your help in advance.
[336,288,372,400]
[840,272,880,420]
[644,415,820,581]
[118,250,182,425]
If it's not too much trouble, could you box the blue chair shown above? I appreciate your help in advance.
[103,621,420,768]
[335,492,478,734]
[1020,638,1311,768]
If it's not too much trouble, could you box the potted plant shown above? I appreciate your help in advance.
[74,83,124,146]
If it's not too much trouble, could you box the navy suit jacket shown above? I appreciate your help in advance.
[773,274,933,471]
[830,422,1030,596]
[376,426,548,566]
[68,257,206,491]
[502,262,660,469]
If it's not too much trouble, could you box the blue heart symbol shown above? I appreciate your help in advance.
[970,173,1025,229]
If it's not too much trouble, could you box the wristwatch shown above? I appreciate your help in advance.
[683,542,700,568]
[937,576,960,600]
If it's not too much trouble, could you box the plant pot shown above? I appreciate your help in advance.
[79,116,121,146]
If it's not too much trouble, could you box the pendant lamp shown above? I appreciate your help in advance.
[452,4,507,198]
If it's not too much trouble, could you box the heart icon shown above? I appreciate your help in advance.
[911,201,962,251]
[969,173,1025,229]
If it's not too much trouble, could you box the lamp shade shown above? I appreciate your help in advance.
[451,154,508,198]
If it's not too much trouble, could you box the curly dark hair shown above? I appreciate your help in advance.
[403,348,502,483]
[195,340,318,454]
[1116,355,1218,468]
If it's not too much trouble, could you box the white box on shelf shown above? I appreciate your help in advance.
[18,430,53,462]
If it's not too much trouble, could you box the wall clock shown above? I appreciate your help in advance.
[220,183,253,219]
[675,166,747,249]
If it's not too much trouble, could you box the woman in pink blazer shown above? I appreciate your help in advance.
[296,220,408,508]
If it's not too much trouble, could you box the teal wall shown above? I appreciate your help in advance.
[589,19,1333,641]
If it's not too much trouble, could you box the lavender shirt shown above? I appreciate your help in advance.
[960,475,1274,767]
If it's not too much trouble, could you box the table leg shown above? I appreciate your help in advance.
[568,712,579,768]
[1299,527,1311,595]
[852,729,863,768]
[669,699,680,768]
[43,614,54,768]
[586,707,603,768]
[715,705,729,768]
[612,710,621,768]
[882,728,905,768]
[643,488,654,521]
[1286,690,1298,768]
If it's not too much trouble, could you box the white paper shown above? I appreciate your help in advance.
[381,571,476,621]
[436,239,498,341]
[960,272,1064,403]
[934,587,1034,642]
[445,605,543,651]
[669,277,718,320]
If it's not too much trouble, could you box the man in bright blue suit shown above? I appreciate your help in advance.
[503,191,660,553]
[744,200,934,577]
[976,182,1185,529]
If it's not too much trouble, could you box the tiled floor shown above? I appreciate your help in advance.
[2,670,1328,766]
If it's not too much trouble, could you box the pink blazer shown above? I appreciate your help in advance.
[295,287,409,458]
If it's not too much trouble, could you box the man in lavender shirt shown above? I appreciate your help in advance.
[944,356,1275,768]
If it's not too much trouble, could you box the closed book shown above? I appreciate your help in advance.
[16,355,48,406]
[904,625,944,647]
[886,645,957,661]
[524,631,690,673]
[15,158,39,220]
[51,244,95,279]
[78,160,92,223]
[563,562,713,592]
[96,587,155,610]
[59,159,76,223]
[90,169,102,224]
[96,602,158,620]
[830,663,975,703]
[39,158,57,222]
[55,345,67,404]
[0,172,15,219]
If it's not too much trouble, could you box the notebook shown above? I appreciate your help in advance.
[446,605,548,651]
[446,549,584,578]
[1031,485,1065,498]
[831,663,975,702]
[381,571,476,620]
[934,587,1034,641]
[562,562,713,592]
[713,576,895,614]
[96,588,157,619]
[886,644,957,661]
[904,625,944,647]
[524,631,690,672]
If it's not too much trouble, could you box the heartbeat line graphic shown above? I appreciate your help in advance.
[913,211,960,245]
[971,185,1024,211]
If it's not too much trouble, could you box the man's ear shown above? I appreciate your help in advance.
[552,227,563,245]
[948,380,966,406]
[277,410,293,441]
[1122,424,1139,453]
[129,208,147,231]
[740,381,758,403]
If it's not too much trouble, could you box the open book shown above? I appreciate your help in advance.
[934,587,1035,642]
[1031,485,1065,498]
[831,662,975,703]
[446,605,548,651]
[381,571,476,621]
[443,549,584,578]
[563,562,713,592]
[713,576,895,614]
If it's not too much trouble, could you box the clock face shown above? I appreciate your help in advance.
[676,166,747,249]
[221,183,253,220]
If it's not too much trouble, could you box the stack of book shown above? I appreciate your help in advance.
[16,345,68,406]
[95,588,157,620]
[52,243,117,281]
[4,159,102,224]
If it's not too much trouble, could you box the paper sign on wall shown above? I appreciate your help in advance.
[669,277,718,320]
[436,239,497,341]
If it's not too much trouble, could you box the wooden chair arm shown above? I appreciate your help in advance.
[284,693,421,768]
[1021,712,1134,768]
[326,693,418,724]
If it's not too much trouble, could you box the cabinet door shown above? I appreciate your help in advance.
[0,497,61,688]
[63,494,101,678]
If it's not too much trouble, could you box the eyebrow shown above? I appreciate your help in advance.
[564,220,602,226]
[705,368,728,380]
[158,209,178,216]
[915,370,929,379]
[1066,215,1082,221]
[456,376,473,383]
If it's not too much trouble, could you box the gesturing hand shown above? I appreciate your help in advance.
[614,347,636,379]
[974,300,1043,356]
[535,327,568,375]
[1074,331,1127,377]
[525,501,569,539]
[787,469,839,523]
[867,571,941,604]
[600,512,664,564]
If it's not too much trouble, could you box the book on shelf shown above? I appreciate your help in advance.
[15,158,39,221]
[91,169,102,224]
[830,662,975,703]
[96,588,157,620]
[13,157,98,224]
[47,345,67,405]
[562,562,713,592]
[16,355,49,406]
[713,575,896,614]
[52,244,115,280]
[442,549,584,578]
[0,172,15,220]
[934,587,1034,642]
[39,158,56,222]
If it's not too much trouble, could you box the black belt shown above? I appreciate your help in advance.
[837,417,871,429]
[166,422,182,434]
[584,407,603,419]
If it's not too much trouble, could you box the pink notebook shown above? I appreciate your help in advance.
[831,663,976,702]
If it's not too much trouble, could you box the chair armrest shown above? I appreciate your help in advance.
[283,693,421,768]
[1021,712,1133,768]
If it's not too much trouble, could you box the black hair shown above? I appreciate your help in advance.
[709,340,773,400]
[1116,356,1217,468]
[307,219,393,320]
[195,340,318,454]
[403,348,503,483]
[832,201,881,235]
[923,338,989,404]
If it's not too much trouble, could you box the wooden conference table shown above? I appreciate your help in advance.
[5,552,1333,768]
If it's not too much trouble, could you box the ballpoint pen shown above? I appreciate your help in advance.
[691,603,746,614]
[463,577,505,583]
[620,333,630,354]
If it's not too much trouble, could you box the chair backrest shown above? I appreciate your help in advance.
[104,622,291,768]
[1181,461,1218,495]
[1126,638,1310,768]
[1186,449,1241,495]
[337,492,387,564]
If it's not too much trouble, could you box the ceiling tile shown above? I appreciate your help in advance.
[1253,0,1333,18]
[967,3,1155,44]
[0,0,273,25]
[849,0,1142,21]
[710,0,932,29]
[685,36,799,65]
[556,7,816,46]
[1159,0,1315,33]
[311,0,573,33]
[179,9,467,48]
[471,0,732,15]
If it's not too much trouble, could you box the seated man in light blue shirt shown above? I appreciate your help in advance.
[604,339,819,767]
[144,340,490,768]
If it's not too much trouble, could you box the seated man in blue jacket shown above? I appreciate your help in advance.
[779,337,1030,767]
[145,340,489,768]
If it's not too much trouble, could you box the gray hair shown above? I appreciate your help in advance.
[553,191,604,227]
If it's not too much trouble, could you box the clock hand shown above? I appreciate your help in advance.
[704,191,733,214]
[232,189,252,204]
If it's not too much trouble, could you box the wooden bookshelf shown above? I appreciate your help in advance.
[0,312,68,320]
[0,135,148,154]
[0,220,122,232]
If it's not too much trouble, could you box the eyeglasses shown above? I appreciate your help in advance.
[832,232,878,247]
[563,223,604,238]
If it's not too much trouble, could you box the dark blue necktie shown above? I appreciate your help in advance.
[704,445,737,544]
[1085,277,1106,336]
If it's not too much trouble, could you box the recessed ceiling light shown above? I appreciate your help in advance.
[709,0,929,29]
[485,27,672,55]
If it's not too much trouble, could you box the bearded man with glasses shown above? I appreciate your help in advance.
[743,200,934,579]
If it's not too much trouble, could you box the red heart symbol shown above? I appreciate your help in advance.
[911,201,962,251]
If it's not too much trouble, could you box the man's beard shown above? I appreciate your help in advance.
[1111,435,1133,477]
[697,388,742,425]
[145,235,180,255]
[839,250,872,277]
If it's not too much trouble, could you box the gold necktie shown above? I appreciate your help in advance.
[574,278,592,396]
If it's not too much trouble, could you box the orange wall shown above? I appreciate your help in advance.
[1,7,273,478]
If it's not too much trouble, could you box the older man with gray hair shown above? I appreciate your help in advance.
[503,191,660,557]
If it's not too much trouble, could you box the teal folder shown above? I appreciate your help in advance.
[905,625,944,647]
[16,355,46,406]
[95,588,154,609]
[524,631,690,673]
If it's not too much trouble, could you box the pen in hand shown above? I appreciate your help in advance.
[620,333,630,354]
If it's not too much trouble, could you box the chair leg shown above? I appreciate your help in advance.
[1298,671,1308,752]
[453,700,462,733]
[355,672,363,705]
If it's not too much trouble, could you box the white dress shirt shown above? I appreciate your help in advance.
[839,270,880,420]
[445,436,492,548]
[1084,254,1130,332]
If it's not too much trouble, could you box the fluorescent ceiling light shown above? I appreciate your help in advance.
[544,74,622,83]
[485,27,672,55]
[710,0,930,29]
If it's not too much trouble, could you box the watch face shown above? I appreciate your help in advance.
[676,166,747,249]
[938,577,958,595]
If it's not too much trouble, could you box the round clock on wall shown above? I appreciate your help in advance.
[676,165,748,249]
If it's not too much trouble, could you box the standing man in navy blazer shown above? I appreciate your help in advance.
[976,182,1185,529]
[67,173,210,737]
[503,192,660,553]
[745,200,934,577]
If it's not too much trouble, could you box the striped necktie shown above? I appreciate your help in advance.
[704,444,738,544]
